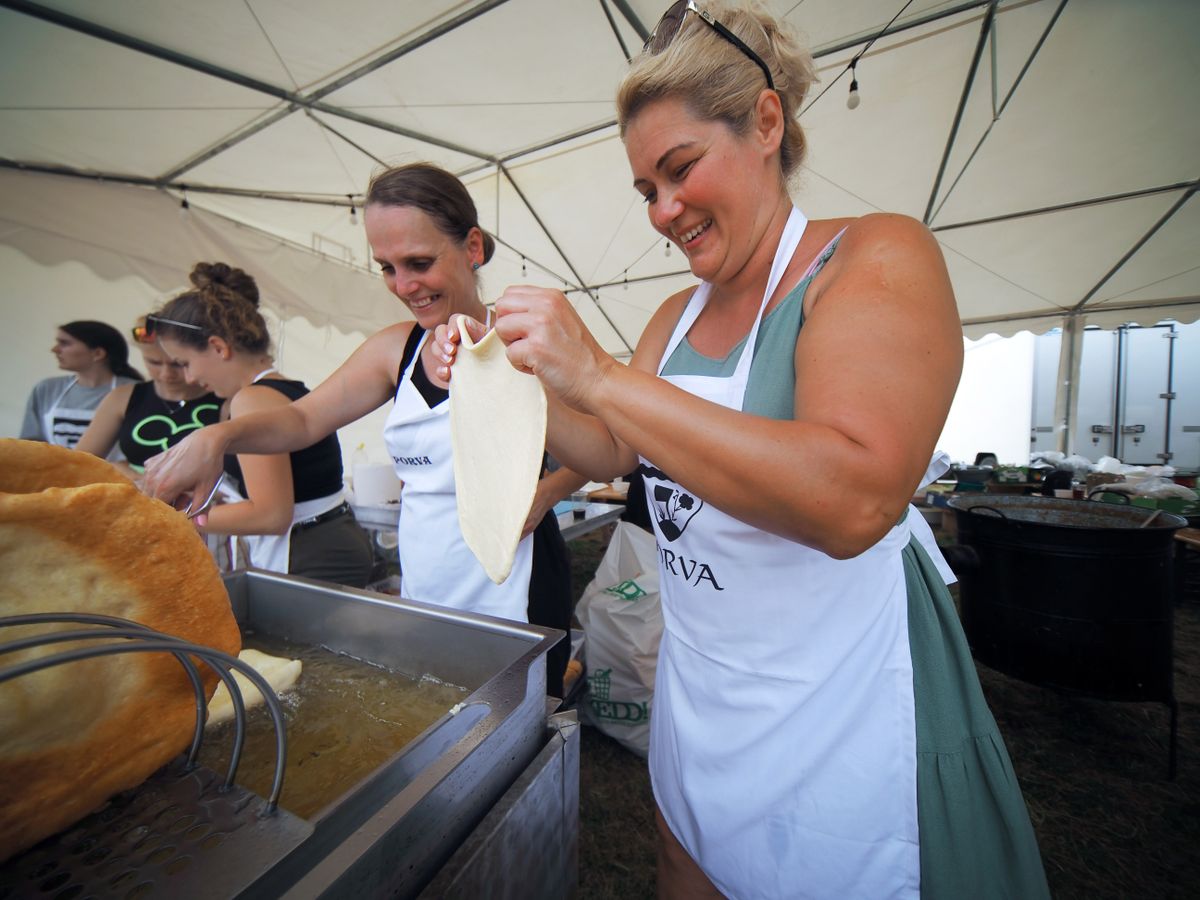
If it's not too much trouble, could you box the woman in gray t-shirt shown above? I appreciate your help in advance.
[20,320,142,449]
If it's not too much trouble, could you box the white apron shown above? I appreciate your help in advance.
[913,451,956,585]
[237,492,345,574]
[43,375,114,449]
[382,329,532,621]
[643,207,921,899]
[230,368,345,574]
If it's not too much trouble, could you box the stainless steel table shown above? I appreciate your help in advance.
[557,501,624,542]
[354,498,623,544]
[352,500,401,532]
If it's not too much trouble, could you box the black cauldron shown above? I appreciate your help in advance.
[946,494,1186,776]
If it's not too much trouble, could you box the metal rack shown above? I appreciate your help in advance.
[0,613,311,899]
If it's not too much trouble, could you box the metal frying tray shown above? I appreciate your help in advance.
[1,570,562,899]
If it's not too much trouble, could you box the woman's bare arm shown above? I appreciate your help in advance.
[521,464,588,538]
[489,216,960,558]
[75,383,132,458]
[572,215,962,557]
[199,385,295,536]
[145,323,413,505]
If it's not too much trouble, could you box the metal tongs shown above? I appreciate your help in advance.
[180,473,227,520]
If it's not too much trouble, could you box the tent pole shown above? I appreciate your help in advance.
[1054,313,1085,456]
[598,0,633,61]
[926,0,1069,224]
[932,180,1199,232]
[608,0,649,42]
[2,0,499,178]
[810,0,992,58]
[922,1,997,225]
[1071,185,1199,312]
[499,165,634,354]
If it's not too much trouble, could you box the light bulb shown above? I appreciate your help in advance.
[179,197,190,219]
[348,195,357,225]
[665,240,672,257]
[846,79,860,110]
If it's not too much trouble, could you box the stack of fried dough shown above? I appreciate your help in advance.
[0,439,241,863]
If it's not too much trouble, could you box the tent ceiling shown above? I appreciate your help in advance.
[0,0,1196,348]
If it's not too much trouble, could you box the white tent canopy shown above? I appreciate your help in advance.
[1,0,1197,455]
[2,0,1196,343]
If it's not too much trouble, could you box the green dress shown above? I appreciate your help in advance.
[662,236,1050,897]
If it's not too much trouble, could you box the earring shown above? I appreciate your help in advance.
[472,262,480,271]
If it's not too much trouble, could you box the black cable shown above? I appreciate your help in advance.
[800,0,916,117]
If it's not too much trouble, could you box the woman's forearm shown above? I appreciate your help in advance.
[581,362,923,558]
[201,498,293,536]
[218,402,322,455]
[544,396,637,481]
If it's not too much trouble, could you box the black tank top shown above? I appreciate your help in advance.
[118,381,221,467]
[396,324,448,408]
[222,379,345,502]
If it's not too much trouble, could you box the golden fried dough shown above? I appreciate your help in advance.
[0,439,241,862]
[0,437,130,492]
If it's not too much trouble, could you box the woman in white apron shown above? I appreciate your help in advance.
[143,168,583,631]
[436,3,1049,897]
[151,262,373,588]
[20,320,143,453]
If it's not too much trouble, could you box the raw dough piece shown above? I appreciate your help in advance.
[0,439,241,863]
[449,316,547,584]
[206,648,303,727]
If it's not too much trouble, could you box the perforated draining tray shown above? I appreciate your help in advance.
[1,758,311,900]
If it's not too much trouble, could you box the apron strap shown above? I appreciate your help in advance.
[657,206,809,378]
[396,325,425,389]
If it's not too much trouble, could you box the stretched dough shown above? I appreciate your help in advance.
[450,316,547,584]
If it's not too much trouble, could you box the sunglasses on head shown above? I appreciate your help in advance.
[644,0,775,91]
[132,314,206,344]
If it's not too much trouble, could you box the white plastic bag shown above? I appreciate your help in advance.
[576,521,662,757]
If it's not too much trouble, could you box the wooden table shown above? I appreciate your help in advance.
[586,484,629,504]
[1176,527,1200,551]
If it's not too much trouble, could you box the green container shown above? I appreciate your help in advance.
[995,466,1027,483]
[1154,497,1200,516]
[1104,494,1200,516]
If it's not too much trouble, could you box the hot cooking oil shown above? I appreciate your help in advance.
[197,633,468,819]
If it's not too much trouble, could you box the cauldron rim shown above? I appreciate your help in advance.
[945,494,1187,532]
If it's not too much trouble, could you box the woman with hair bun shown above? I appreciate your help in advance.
[150,261,374,587]
[75,316,220,475]
[144,165,583,696]
[435,2,1049,897]
[20,320,143,451]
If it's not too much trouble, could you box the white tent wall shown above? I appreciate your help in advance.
[0,245,392,468]
[0,170,401,336]
[1,0,1198,466]
[937,332,1035,464]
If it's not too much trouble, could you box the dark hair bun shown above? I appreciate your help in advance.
[189,262,260,307]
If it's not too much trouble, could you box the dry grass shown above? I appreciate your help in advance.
[567,526,1200,899]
